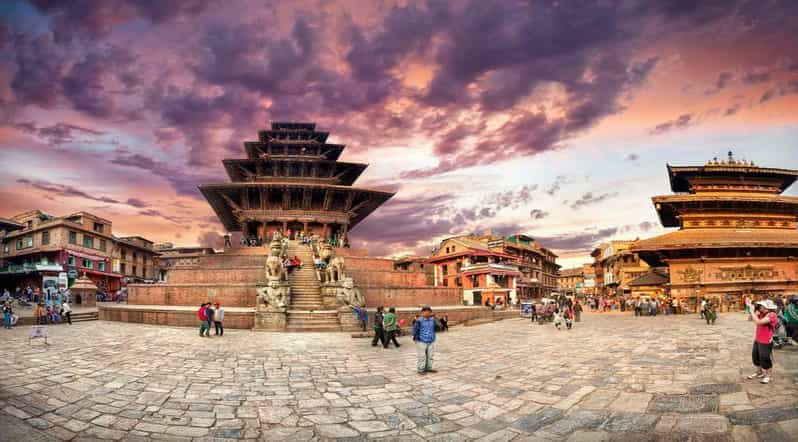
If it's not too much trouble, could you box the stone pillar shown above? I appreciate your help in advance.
[282,221,288,235]
[303,221,308,235]
[322,223,328,238]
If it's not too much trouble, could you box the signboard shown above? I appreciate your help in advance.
[58,272,68,290]
[520,302,534,317]
[29,326,49,345]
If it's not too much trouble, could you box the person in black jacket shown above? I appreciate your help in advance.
[372,306,385,347]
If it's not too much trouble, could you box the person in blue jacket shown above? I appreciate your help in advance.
[413,306,437,374]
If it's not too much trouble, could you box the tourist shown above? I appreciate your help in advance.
[383,307,400,348]
[413,306,437,374]
[650,298,658,316]
[61,300,72,325]
[351,306,368,332]
[2,301,12,329]
[705,302,717,325]
[284,257,294,273]
[780,296,798,345]
[372,306,385,347]
[573,300,583,322]
[529,303,537,322]
[34,303,46,325]
[291,256,303,269]
[700,298,707,319]
[564,304,574,330]
[440,314,449,331]
[205,303,215,336]
[748,300,779,384]
[314,256,325,270]
[553,308,564,330]
[198,303,210,337]
[213,302,224,336]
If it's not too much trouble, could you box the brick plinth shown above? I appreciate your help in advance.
[98,305,254,329]
[127,283,257,307]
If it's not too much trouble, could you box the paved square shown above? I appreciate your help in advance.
[1,312,796,441]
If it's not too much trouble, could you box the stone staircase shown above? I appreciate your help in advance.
[284,241,342,332]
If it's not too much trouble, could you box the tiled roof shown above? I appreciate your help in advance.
[628,269,669,287]
[632,228,798,251]
[558,267,583,277]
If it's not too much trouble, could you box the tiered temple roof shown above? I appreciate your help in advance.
[199,123,394,238]
[633,152,798,266]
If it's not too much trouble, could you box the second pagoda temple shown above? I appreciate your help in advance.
[632,152,798,310]
[200,122,395,245]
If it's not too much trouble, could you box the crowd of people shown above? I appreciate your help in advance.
[238,229,349,248]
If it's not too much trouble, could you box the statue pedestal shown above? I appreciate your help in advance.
[321,283,340,309]
[255,309,287,331]
[338,307,360,332]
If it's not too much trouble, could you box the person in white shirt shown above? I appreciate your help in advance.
[61,301,72,325]
[700,298,708,319]
[213,302,224,336]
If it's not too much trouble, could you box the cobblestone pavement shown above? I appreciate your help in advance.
[1,312,796,441]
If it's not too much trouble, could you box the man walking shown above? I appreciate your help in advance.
[372,306,385,347]
[61,300,72,325]
[413,306,437,374]
[383,307,400,348]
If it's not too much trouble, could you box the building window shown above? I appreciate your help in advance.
[69,231,77,244]
[473,275,479,287]
[442,278,448,287]
[16,239,23,250]
[121,248,126,259]
[42,230,50,245]
[2,243,8,254]
[98,261,106,272]
[133,252,138,260]
[441,264,448,276]
[133,265,137,276]
[26,236,33,248]
[121,263,127,274]
[68,255,76,266]
[82,259,93,269]
[99,239,106,252]
[93,222,104,233]
[26,220,32,229]
[83,235,94,248]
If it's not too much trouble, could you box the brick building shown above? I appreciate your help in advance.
[0,210,158,297]
[557,267,584,296]
[590,240,651,298]
[115,236,158,283]
[427,232,559,306]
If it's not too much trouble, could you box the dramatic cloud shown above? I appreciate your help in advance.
[12,121,104,145]
[109,152,223,197]
[545,175,568,196]
[529,209,549,220]
[17,178,120,204]
[534,227,620,252]
[705,71,734,95]
[626,153,639,161]
[570,192,620,210]
[649,113,693,135]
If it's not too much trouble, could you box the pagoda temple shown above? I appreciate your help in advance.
[200,122,395,244]
[632,152,798,311]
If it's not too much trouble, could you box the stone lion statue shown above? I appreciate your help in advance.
[257,279,290,310]
[336,277,364,307]
[319,243,333,261]
[326,256,345,283]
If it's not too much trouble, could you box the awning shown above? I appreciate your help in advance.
[36,264,64,272]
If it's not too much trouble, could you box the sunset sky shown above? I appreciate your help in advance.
[1,1,797,268]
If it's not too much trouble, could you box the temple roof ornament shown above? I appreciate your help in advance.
[705,151,756,168]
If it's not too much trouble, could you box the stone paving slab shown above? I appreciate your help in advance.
[0,312,796,441]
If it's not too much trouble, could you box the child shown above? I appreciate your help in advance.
[553,308,564,330]
[413,306,437,374]
[213,302,224,336]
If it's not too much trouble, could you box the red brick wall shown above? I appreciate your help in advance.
[128,284,257,307]
[363,287,462,308]
[166,267,263,284]
[99,306,254,329]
